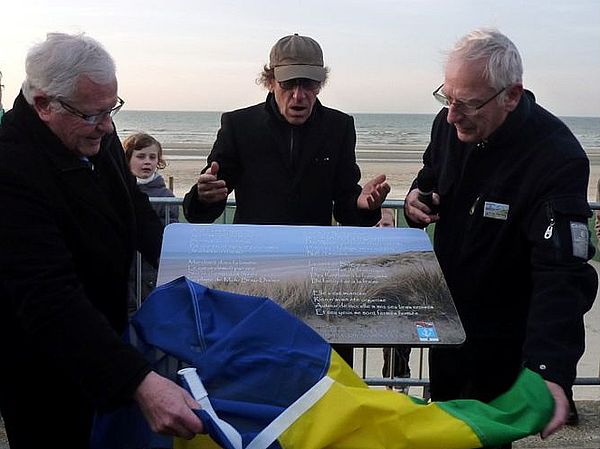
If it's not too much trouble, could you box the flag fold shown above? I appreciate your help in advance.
[91,276,553,449]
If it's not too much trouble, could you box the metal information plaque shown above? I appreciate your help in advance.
[157,223,465,346]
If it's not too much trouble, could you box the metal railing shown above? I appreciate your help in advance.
[143,197,600,395]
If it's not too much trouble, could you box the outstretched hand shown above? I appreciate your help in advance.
[357,174,390,210]
[196,161,229,204]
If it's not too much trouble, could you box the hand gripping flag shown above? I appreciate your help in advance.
[92,276,553,449]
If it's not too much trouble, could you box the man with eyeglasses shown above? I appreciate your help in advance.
[183,34,390,365]
[0,33,204,448]
[404,28,597,447]
[184,33,389,227]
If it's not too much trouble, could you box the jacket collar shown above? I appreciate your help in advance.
[480,89,534,150]
[264,92,322,127]
[5,92,133,234]
[262,93,328,184]
[6,92,89,172]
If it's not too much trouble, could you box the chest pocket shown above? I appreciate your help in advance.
[459,193,514,259]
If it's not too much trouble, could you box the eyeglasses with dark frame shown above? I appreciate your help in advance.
[433,84,507,116]
[278,78,321,92]
[57,96,125,125]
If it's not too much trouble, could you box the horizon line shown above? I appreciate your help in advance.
[117,109,600,119]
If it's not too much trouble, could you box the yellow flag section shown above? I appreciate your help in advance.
[279,353,552,449]
[177,351,552,449]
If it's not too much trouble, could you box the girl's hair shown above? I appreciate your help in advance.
[123,133,166,169]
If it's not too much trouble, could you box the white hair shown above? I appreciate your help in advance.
[448,28,523,91]
[22,33,116,104]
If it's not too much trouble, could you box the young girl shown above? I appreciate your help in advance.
[123,133,178,307]
[123,132,179,225]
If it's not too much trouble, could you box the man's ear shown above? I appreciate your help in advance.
[32,95,53,122]
[504,84,523,112]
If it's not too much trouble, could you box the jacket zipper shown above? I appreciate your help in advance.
[469,196,481,215]
[544,202,555,240]
[289,128,295,167]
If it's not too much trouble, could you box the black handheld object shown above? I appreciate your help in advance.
[417,167,438,214]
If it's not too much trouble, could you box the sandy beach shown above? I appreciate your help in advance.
[162,159,426,199]
[162,156,600,203]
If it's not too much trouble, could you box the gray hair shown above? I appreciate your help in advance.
[22,33,116,104]
[256,65,329,89]
[448,28,523,91]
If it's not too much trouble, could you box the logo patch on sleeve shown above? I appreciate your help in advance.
[570,221,589,259]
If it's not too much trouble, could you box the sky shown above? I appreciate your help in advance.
[1,0,599,116]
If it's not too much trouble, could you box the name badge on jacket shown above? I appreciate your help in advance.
[483,201,509,220]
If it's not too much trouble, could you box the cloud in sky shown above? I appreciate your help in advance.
[1,0,599,116]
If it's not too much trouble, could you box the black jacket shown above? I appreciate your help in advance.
[129,174,179,305]
[0,93,163,409]
[183,93,380,226]
[411,91,597,391]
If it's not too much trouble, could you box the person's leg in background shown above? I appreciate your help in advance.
[333,344,354,367]
[382,346,411,392]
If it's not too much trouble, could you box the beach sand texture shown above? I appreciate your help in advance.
[161,146,600,201]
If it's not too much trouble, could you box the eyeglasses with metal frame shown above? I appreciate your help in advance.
[278,78,321,92]
[433,84,507,116]
[57,96,125,125]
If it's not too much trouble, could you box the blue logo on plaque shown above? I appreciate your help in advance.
[416,321,439,342]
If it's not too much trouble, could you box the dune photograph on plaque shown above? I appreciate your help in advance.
[157,223,465,346]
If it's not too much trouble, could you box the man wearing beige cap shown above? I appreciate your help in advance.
[184,33,389,226]
[183,33,390,364]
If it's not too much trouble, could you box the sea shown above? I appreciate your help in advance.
[114,111,600,163]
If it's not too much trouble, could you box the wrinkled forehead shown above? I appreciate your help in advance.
[444,58,491,97]
[70,75,118,106]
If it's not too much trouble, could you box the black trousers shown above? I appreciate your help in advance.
[333,344,354,366]
[382,346,411,378]
[429,338,523,449]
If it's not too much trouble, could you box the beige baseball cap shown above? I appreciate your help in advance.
[269,34,326,82]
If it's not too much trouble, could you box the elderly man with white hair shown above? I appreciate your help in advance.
[0,33,204,448]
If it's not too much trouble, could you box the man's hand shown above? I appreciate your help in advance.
[357,174,391,210]
[404,188,440,226]
[541,381,569,439]
[134,371,204,440]
[196,161,228,204]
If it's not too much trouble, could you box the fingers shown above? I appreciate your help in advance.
[196,168,228,203]
[208,161,220,176]
[134,372,204,440]
[541,381,569,439]
[378,181,391,199]
[404,189,439,225]
[368,173,387,186]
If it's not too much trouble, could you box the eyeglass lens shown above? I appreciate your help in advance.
[279,79,320,91]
